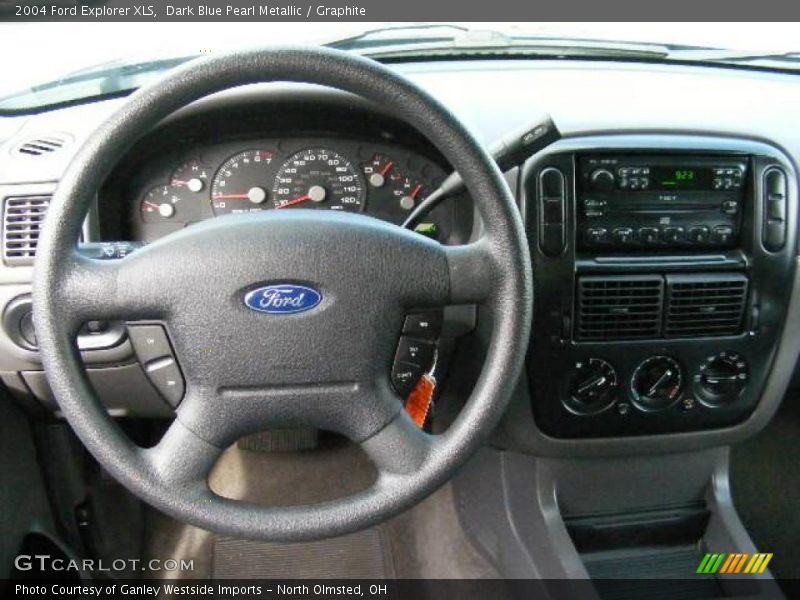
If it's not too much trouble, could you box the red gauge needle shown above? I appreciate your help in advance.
[410,184,423,199]
[276,194,311,209]
[380,161,394,177]
[142,200,160,210]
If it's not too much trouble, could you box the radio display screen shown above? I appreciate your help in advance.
[651,166,714,190]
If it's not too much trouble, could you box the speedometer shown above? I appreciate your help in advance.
[271,148,365,212]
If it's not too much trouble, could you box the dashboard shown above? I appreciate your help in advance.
[2,58,800,458]
[95,98,472,246]
[121,138,455,243]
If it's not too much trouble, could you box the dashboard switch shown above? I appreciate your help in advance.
[638,227,659,244]
[128,324,173,365]
[145,357,185,407]
[403,312,442,339]
[611,227,634,244]
[538,167,566,257]
[687,226,710,244]
[711,225,734,244]
[662,226,685,244]
[585,227,608,245]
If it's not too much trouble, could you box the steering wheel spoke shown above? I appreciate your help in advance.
[140,417,223,491]
[360,409,435,476]
[444,240,498,304]
[57,249,171,326]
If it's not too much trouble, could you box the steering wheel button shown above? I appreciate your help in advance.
[402,312,442,338]
[391,361,424,397]
[145,357,185,407]
[396,336,435,367]
[128,324,173,365]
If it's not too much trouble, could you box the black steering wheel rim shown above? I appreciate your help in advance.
[32,47,532,541]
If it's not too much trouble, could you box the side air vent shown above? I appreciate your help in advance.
[12,133,72,157]
[665,273,748,338]
[2,196,51,265]
[576,275,664,341]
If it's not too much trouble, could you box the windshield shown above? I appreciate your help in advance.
[2,22,799,113]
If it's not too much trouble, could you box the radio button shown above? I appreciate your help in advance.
[638,227,660,244]
[721,200,740,215]
[582,198,606,217]
[711,226,734,244]
[612,227,634,244]
[662,227,685,243]
[687,226,711,244]
[590,169,615,192]
[585,227,608,245]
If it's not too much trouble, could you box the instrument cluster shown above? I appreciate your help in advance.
[128,137,453,242]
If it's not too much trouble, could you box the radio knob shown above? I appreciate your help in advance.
[590,168,616,192]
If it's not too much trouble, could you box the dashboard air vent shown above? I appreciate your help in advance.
[12,133,72,157]
[576,275,664,341]
[2,195,51,265]
[665,273,748,338]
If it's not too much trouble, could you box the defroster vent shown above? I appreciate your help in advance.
[2,195,51,265]
[577,275,664,341]
[665,273,748,338]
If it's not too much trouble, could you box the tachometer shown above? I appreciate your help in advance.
[272,148,365,212]
[211,150,275,215]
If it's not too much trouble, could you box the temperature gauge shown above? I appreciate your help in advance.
[170,160,211,194]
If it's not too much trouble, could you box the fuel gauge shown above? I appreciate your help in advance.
[140,184,182,223]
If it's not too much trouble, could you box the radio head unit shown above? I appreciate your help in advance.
[577,154,749,249]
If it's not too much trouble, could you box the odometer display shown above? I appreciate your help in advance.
[272,148,365,212]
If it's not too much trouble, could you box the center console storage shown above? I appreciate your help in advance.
[522,135,797,438]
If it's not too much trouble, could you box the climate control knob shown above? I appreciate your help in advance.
[631,356,683,411]
[590,168,616,192]
[565,358,618,415]
[696,352,748,406]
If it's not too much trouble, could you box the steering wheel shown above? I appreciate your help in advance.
[32,47,532,542]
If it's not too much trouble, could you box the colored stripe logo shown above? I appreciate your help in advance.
[697,553,773,574]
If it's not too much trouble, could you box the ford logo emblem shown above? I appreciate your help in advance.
[244,284,322,315]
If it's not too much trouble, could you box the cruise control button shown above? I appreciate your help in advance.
[145,357,185,407]
[403,312,442,338]
[391,361,424,397]
[127,324,172,365]
[396,336,435,367]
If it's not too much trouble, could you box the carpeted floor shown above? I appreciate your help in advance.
[730,392,800,580]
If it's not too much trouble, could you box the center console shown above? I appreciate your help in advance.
[523,135,797,438]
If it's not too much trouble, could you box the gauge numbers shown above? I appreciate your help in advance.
[211,150,275,215]
[272,148,365,212]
